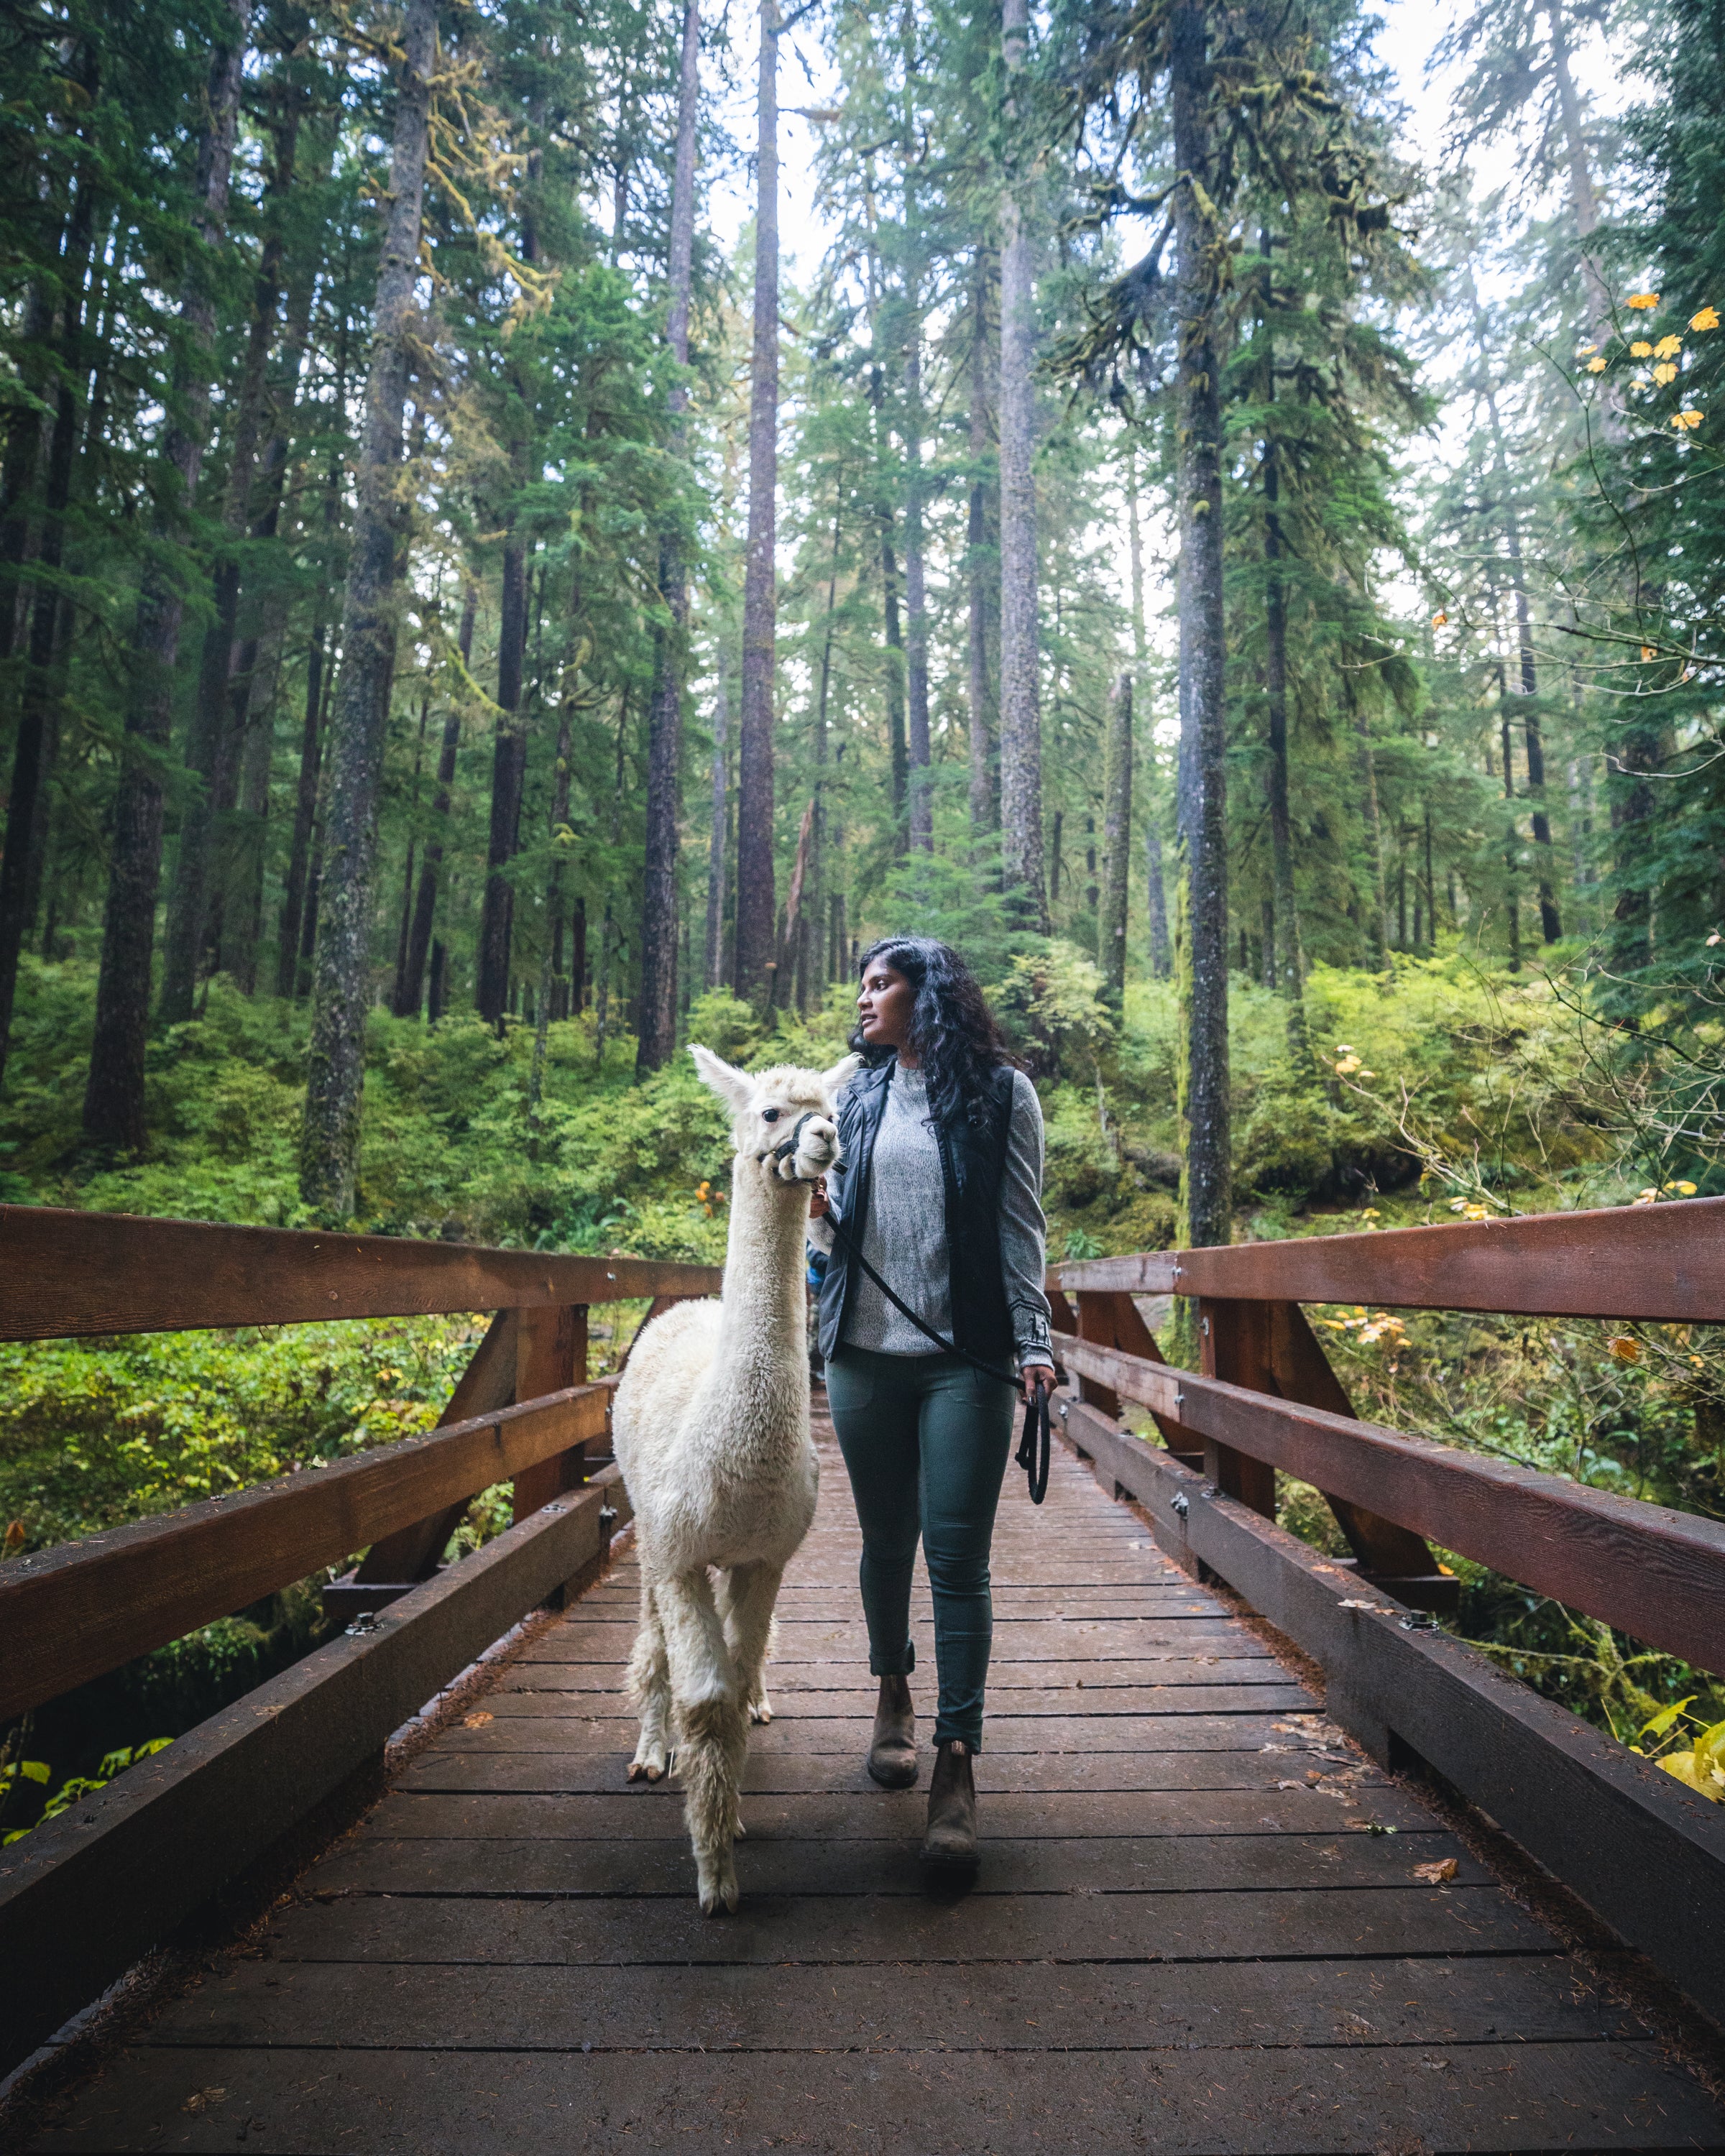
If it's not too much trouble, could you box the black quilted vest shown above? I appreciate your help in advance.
[816,1059,1016,1365]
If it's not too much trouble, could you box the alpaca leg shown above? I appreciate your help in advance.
[723,1561,785,1726]
[658,1567,748,1915]
[626,1578,673,1783]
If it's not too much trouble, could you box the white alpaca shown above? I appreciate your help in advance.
[612,1043,858,1915]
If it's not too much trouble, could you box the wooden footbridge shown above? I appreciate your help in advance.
[4,1199,1725,2151]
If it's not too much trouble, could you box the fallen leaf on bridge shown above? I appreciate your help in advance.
[464,1711,494,1728]
[1413,1858,1459,1884]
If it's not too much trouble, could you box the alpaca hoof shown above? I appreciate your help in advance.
[696,1851,739,1915]
[750,1697,773,1726]
[629,1741,669,1782]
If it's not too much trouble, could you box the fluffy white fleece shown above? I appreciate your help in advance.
[612,1043,858,1915]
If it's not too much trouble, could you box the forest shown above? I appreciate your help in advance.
[2,0,1724,1825]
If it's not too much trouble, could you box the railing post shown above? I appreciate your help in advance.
[512,1303,590,1523]
[511,1302,597,1611]
[1197,1298,1279,1519]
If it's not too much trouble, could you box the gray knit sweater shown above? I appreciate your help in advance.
[830,1063,1054,1369]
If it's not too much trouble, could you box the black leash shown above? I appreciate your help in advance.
[758,1108,1053,1503]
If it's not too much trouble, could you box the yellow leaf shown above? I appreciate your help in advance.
[1675,1181,1698,1195]
[1657,1750,1721,1799]
[1606,1333,1641,1361]
[1577,343,1598,355]
[1653,361,1678,384]
[1654,335,1683,358]
[1630,340,1654,357]
[1641,644,1658,660]
[1586,356,1609,373]
[1691,305,1721,331]
[1334,1054,1361,1076]
[1627,291,1660,310]
[1708,932,1722,946]
[462,1710,494,1729]
[1431,609,1448,627]
[1674,409,1704,429]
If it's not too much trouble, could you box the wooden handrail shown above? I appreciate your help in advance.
[1052,1192,1725,1321]
[0,1380,615,1723]
[0,1204,721,1342]
[1054,1330,1725,1677]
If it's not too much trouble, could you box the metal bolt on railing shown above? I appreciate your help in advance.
[599,1506,619,1531]
[344,1613,380,1637]
[1171,1493,1190,1521]
[540,1503,566,1514]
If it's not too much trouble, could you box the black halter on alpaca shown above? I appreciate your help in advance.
[762,1111,1052,1505]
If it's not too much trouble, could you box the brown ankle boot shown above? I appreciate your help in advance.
[867,1674,918,1788]
[920,1738,978,1868]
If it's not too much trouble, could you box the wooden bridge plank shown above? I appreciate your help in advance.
[495,1657,1282,1692]
[147,1953,1639,2052]
[27,2040,1721,2154]
[346,1785,1432,1841]
[518,1618,1265,1660]
[305,1828,1488,1897]
[396,1751,1392,1796]
[255,1879,1554,1966]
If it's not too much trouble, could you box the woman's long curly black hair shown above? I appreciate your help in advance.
[848,937,1018,1131]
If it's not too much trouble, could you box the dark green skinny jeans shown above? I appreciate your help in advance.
[824,1344,1017,1751]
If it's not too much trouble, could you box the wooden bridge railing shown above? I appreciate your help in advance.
[0,1204,720,2074]
[1047,1192,1725,2030]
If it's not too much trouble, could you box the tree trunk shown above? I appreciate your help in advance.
[881,517,908,842]
[160,85,300,1023]
[530,705,575,1132]
[704,661,728,990]
[477,528,530,1026]
[1546,0,1610,341]
[1145,821,1171,980]
[1261,389,1308,1060]
[1476,355,1560,942]
[82,6,250,1146]
[1170,0,1229,1249]
[1353,699,1389,966]
[903,321,932,855]
[398,586,474,1017]
[636,0,701,1073]
[996,0,1046,926]
[0,191,96,1094]
[298,0,436,1219]
[1098,672,1132,1001]
[277,617,328,999]
[734,0,780,1009]
[967,254,997,839]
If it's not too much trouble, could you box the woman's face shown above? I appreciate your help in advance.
[856,960,916,1052]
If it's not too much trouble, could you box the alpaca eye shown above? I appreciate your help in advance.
[761,1107,781,1123]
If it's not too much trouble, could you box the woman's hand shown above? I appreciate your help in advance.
[1021,1363,1057,1407]
[809,1176,829,1220]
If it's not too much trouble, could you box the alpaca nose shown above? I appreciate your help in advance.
[796,1118,837,1169]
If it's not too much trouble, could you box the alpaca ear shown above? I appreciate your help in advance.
[820,1052,862,1103]
[689,1044,755,1116]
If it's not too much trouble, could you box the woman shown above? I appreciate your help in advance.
[809,936,1057,1870]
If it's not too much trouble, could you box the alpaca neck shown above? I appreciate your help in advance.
[713,1159,808,1388]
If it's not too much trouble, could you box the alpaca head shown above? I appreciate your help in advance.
[690,1045,861,1193]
